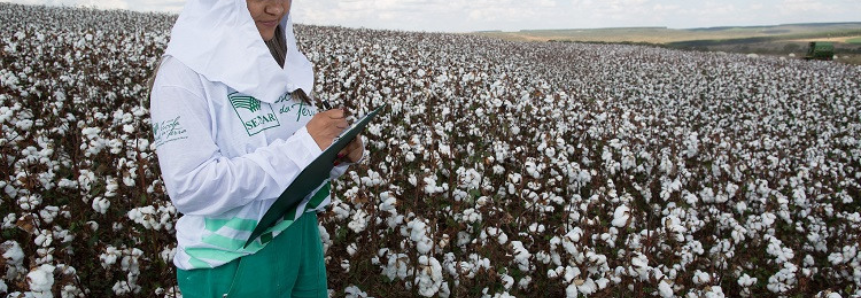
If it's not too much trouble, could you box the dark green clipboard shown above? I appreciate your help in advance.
[244,104,387,248]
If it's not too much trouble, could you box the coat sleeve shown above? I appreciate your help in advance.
[150,63,322,217]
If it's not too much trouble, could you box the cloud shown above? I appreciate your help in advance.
[8,0,861,32]
[5,0,128,9]
[4,0,188,12]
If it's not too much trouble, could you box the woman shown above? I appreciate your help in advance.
[149,0,362,296]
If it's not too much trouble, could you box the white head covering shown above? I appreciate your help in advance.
[164,0,313,103]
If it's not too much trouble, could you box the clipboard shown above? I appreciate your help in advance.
[244,103,387,248]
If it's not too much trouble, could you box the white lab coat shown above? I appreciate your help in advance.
[151,0,346,270]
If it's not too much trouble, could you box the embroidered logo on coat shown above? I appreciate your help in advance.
[228,92,281,136]
[230,96,262,113]
[274,93,315,122]
[152,116,188,148]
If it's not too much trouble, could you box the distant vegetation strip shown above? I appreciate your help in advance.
[475,23,861,45]
[520,26,668,32]
[849,38,861,44]
[666,29,861,48]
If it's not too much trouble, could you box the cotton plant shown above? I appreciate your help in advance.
[4,2,861,297]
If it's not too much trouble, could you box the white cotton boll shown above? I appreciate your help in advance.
[658,280,673,297]
[2,213,16,230]
[803,255,815,267]
[137,138,150,152]
[545,147,556,158]
[735,201,747,214]
[105,177,119,197]
[565,227,584,243]
[361,170,383,187]
[415,255,443,297]
[415,237,434,255]
[699,187,715,203]
[27,264,56,297]
[684,192,699,205]
[518,275,532,290]
[92,196,110,214]
[409,219,434,254]
[535,251,552,265]
[528,223,546,233]
[511,241,532,272]
[379,192,398,213]
[612,205,631,228]
[738,273,757,287]
[2,240,25,269]
[113,280,136,295]
[525,161,540,179]
[348,209,369,233]
[86,221,99,232]
[462,208,482,224]
[344,285,370,298]
[565,283,579,298]
[766,238,794,264]
[387,214,404,229]
[34,230,53,247]
[828,252,844,265]
[347,243,358,256]
[319,225,332,253]
[578,278,598,295]
[17,194,42,211]
[423,177,442,194]
[410,220,428,241]
[121,248,143,273]
[726,183,739,198]
[5,183,18,198]
[39,206,59,224]
[548,268,560,279]
[493,165,505,175]
[500,273,514,290]
[341,259,350,272]
[563,266,580,283]
[703,286,726,298]
[685,133,699,157]
[100,246,120,269]
[332,204,351,220]
[693,270,711,285]
[36,247,55,264]
[630,253,650,280]
[160,247,176,264]
[497,231,508,245]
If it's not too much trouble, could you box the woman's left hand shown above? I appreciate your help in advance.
[336,135,364,165]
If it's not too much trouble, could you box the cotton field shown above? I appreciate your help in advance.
[2,3,861,298]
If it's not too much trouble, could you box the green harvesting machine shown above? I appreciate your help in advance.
[804,42,834,60]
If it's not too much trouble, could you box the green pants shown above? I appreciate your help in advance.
[177,212,327,298]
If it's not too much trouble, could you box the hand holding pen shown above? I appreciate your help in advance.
[322,100,363,165]
[309,99,363,165]
[307,108,348,150]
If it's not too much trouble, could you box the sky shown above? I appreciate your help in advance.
[4,0,861,33]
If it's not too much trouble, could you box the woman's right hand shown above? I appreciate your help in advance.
[306,109,349,150]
